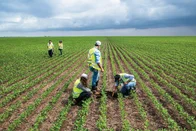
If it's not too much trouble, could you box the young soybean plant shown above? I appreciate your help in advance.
[109,42,131,131]
[73,98,92,131]
[96,42,108,130]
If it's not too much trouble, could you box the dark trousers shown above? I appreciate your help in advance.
[75,91,91,106]
[121,84,136,97]
[48,49,53,57]
[121,85,130,96]
[59,49,63,55]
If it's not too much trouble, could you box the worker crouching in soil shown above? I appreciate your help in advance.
[113,73,136,97]
[72,73,92,106]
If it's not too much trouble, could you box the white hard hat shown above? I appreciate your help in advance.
[95,40,101,46]
[81,73,88,79]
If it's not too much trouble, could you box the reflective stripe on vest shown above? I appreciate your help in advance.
[72,79,83,98]
[88,48,102,70]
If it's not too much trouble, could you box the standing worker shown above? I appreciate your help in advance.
[47,40,54,57]
[58,40,63,55]
[72,73,92,106]
[113,73,136,97]
[88,40,104,93]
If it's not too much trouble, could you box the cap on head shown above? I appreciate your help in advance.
[81,73,88,79]
[59,40,62,43]
[95,40,101,46]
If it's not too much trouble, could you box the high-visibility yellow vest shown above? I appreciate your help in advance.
[120,73,136,83]
[118,73,136,90]
[72,79,83,98]
[120,73,129,83]
[88,47,102,70]
[48,43,53,50]
[58,43,63,49]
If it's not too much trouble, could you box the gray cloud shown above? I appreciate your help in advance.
[0,0,196,35]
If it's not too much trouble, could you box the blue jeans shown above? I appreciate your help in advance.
[120,81,136,96]
[89,66,99,89]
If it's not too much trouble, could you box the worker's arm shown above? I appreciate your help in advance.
[95,50,104,72]
[97,63,104,72]
[113,81,119,93]
[77,83,91,92]
[124,74,134,84]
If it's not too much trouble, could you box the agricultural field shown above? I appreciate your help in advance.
[0,36,196,131]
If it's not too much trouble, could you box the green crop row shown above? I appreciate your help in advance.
[6,52,87,131]
[109,42,131,131]
[110,43,150,129]
[96,42,108,130]
[0,50,87,108]
[30,58,88,131]
[111,42,180,130]
[117,46,196,129]
[0,49,86,97]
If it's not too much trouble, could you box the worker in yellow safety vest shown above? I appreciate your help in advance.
[72,73,92,106]
[113,73,136,97]
[88,41,104,93]
[58,40,63,55]
[47,40,54,57]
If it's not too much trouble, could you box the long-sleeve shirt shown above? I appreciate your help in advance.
[94,47,101,64]
[77,83,91,92]
[115,74,135,87]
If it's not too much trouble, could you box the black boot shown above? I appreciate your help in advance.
[92,86,97,91]
[96,80,99,86]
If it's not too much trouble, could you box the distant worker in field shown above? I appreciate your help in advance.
[72,73,92,106]
[113,73,136,97]
[58,40,63,55]
[47,40,54,57]
[88,40,104,94]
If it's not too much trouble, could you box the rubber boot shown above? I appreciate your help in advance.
[92,86,97,91]
[96,80,99,86]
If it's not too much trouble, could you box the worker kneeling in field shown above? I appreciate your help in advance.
[113,73,136,97]
[72,73,92,106]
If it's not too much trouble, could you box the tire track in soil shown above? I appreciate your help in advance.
[0,56,82,114]
[0,57,85,130]
[106,44,122,130]
[114,45,172,130]
[39,67,89,131]
[15,59,87,131]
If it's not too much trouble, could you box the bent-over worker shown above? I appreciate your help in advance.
[113,73,136,97]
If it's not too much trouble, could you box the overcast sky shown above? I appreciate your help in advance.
[0,0,196,36]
